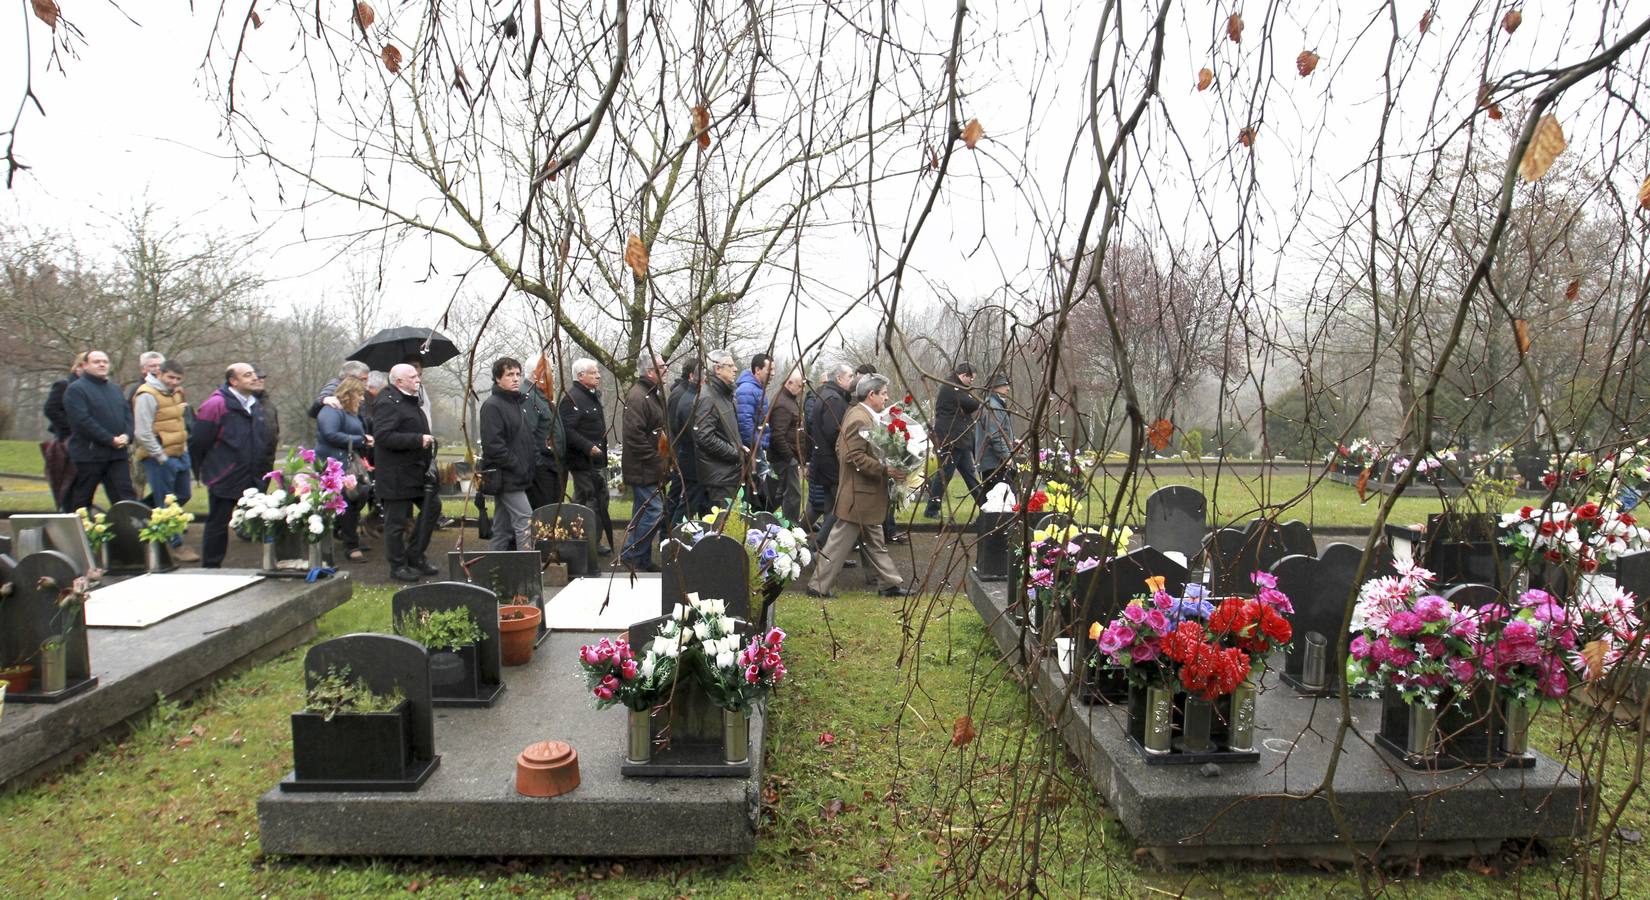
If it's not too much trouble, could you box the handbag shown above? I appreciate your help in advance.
[344,447,374,503]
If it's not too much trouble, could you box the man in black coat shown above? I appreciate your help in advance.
[481,357,537,552]
[560,358,614,554]
[807,362,855,548]
[693,349,745,509]
[666,359,702,521]
[924,362,982,518]
[62,350,138,512]
[41,351,86,510]
[619,352,669,570]
[373,363,441,582]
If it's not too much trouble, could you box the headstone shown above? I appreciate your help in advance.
[0,550,97,702]
[391,582,505,708]
[1272,554,1332,692]
[622,614,757,777]
[973,511,1013,581]
[1513,444,1546,491]
[1423,513,1508,589]
[104,500,156,575]
[1071,546,1188,703]
[1143,486,1207,561]
[746,511,782,535]
[1207,522,1287,596]
[1279,520,1316,558]
[447,549,546,644]
[280,632,440,791]
[1618,551,1650,620]
[1441,582,1499,612]
[1035,513,1074,534]
[6,514,95,576]
[531,503,599,576]
[660,534,751,620]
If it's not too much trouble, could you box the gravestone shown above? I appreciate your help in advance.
[973,511,1013,581]
[1278,520,1316,558]
[1143,486,1207,561]
[104,500,158,575]
[1071,546,1188,703]
[660,533,751,620]
[1618,551,1650,620]
[621,613,757,777]
[1035,513,1075,534]
[447,549,547,645]
[1441,582,1499,612]
[1423,513,1509,589]
[532,503,598,576]
[746,511,783,535]
[279,632,440,791]
[1513,444,1547,491]
[0,550,97,702]
[391,582,505,708]
[1272,554,1332,693]
[7,514,95,576]
[1207,523,1287,596]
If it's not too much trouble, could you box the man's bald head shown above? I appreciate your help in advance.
[225,363,257,392]
[390,363,421,395]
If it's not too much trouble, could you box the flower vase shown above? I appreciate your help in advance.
[1503,699,1532,757]
[722,708,750,765]
[95,544,110,572]
[1143,685,1174,754]
[1227,675,1258,751]
[626,708,651,764]
[1407,702,1439,757]
[144,542,165,574]
[308,541,324,570]
[261,540,278,572]
[39,637,67,694]
[1182,696,1214,753]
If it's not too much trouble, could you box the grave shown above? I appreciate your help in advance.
[103,500,164,575]
[392,582,505,709]
[972,510,1013,581]
[448,549,548,645]
[0,569,351,788]
[660,533,751,620]
[532,503,599,577]
[1070,546,1186,703]
[1206,522,1288,596]
[965,567,1588,863]
[619,612,757,778]
[0,550,97,702]
[1276,542,1394,695]
[1278,519,1316,557]
[256,626,766,856]
[1143,486,1207,562]
[84,572,263,628]
[7,514,96,575]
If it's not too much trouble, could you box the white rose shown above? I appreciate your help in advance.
[309,515,325,535]
[641,656,657,679]
[693,621,711,641]
[717,650,735,669]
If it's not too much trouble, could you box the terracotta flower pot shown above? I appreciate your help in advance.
[516,740,580,798]
[0,664,36,694]
[498,605,544,667]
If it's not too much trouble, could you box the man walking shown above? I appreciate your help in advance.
[560,358,614,554]
[133,359,200,562]
[806,374,909,598]
[479,357,535,552]
[42,352,86,511]
[735,352,773,507]
[620,352,669,570]
[666,358,702,522]
[767,367,805,524]
[975,374,1016,499]
[189,363,271,568]
[524,355,567,510]
[924,362,982,518]
[806,362,855,549]
[62,350,139,512]
[693,349,745,511]
[373,363,441,582]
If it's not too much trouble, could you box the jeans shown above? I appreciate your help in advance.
[926,442,981,509]
[489,490,533,551]
[622,484,665,564]
[143,454,193,547]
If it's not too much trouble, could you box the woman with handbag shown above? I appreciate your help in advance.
[316,376,375,562]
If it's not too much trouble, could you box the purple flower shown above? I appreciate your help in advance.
[300,447,317,463]
[1388,610,1424,638]
[1251,572,1277,591]
[1075,556,1101,573]
[1447,658,1476,683]
[1349,634,1370,659]
[1414,595,1450,623]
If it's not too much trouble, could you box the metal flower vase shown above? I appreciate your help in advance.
[626,708,652,764]
[1181,696,1215,753]
[723,709,750,765]
[261,539,278,572]
[308,541,324,570]
[1228,674,1258,752]
[96,544,111,572]
[1503,699,1532,757]
[39,637,68,694]
[144,542,165,574]
[1143,685,1174,754]
[1407,703,1439,757]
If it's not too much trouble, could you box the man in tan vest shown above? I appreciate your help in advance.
[133,359,199,562]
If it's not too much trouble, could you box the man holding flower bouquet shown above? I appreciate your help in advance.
[805,373,909,598]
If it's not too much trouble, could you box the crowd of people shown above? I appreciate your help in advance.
[38,343,1017,598]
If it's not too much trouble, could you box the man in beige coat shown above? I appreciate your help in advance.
[806,373,909,598]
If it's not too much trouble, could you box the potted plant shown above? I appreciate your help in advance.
[499,595,544,667]
[396,607,486,700]
[138,494,194,572]
[576,632,678,764]
[535,517,589,578]
[0,662,33,694]
[696,625,787,765]
[77,507,114,571]
[290,664,412,783]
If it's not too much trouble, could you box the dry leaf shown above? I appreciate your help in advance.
[1517,114,1566,182]
[822,797,844,821]
[961,118,984,150]
[1580,639,1607,681]
[1419,10,1432,34]
[1237,126,1257,147]
[1487,104,1503,121]
[1147,418,1174,451]
[1296,50,1320,77]
[928,146,939,170]
[1226,13,1244,43]
[1196,67,1214,91]
[32,0,59,30]
[1513,318,1531,357]
[1502,9,1522,34]
[1638,175,1650,210]
[381,44,403,74]
[251,10,263,28]
[1355,468,1372,502]
[356,2,375,31]
[1565,279,1580,301]
[951,715,976,747]
[691,105,711,150]
[624,233,648,279]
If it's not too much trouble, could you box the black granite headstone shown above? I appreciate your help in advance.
[973,512,1014,580]
[1071,546,1188,703]
[391,582,505,708]
[1272,554,1332,692]
[532,503,599,575]
[1514,444,1547,491]
[104,500,155,575]
[280,632,441,791]
[1441,582,1499,612]
[0,550,97,702]
[1279,520,1316,558]
[622,614,757,777]
[1207,522,1288,596]
[1143,486,1207,561]
[448,549,547,645]
[6,514,94,576]
[1618,551,1650,620]
[1423,513,1509,590]
[660,534,751,620]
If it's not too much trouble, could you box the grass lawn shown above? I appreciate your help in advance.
[1,581,1644,897]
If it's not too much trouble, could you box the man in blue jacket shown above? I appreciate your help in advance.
[63,350,138,512]
[188,363,271,568]
[734,352,772,507]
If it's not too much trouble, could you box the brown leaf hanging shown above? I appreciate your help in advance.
[1147,419,1174,451]
[1196,67,1214,91]
[251,9,263,29]
[1580,639,1607,681]
[1517,114,1566,182]
[1296,50,1320,77]
[624,234,648,279]
[381,44,403,74]
[1419,10,1432,33]
[1564,279,1581,301]
[1226,13,1244,44]
[1514,318,1531,357]
[1487,105,1503,120]
[1237,126,1257,147]
[1638,175,1650,210]
[961,118,985,150]
[951,716,976,747]
[1355,468,1372,503]
[691,105,711,151]
[1502,9,1522,34]
[356,2,375,31]
[32,0,59,30]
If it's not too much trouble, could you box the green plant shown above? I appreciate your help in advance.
[303,665,406,721]
[395,607,485,652]
[1463,474,1520,519]
[1180,428,1205,458]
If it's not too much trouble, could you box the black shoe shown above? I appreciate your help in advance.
[879,586,910,597]
[391,566,422,583]
[414,560,440,576]
[597,545,613,557]
[886,531,909,544]
[805,588,835,599]
[639,560,661,573]
[923,504,941,518]
[843,558,859,569]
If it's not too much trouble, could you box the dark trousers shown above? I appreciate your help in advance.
[701,481,741,514]
[806,467,826,530]
[42,439,75,511]
[570,468,613,548]
[385,494,439,569]
[527,465,565,511]
[335,498,362,551]
[65,456,137,512]
[926,443,980,508]
[203,492,237,568]
[813,471,839,548]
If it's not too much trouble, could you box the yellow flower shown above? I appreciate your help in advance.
[1088,621,1102,640]
[1144,575,1165,593]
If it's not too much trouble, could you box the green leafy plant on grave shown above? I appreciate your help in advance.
[303,665,406,722]
[394,607,485,652]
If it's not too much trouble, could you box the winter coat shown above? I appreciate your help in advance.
[734,370,770,449]
[620,375,667,487]
[931,381,981,449]
[693,375,743,489]
[480,384,535,494]
[315,406,367,465]
[256,393,282,479]
[807,381,852,483]
[189,385,271,498]
[975,394,1015,472]
[132,375,189,461]
[527,384,565,473]
[833,403,894,526]
[44,375,75,440]
[767,388,803,467]
[64,373,133,464]
[371,387,435,502]
[667,377,700,485]
[559,381,608,473]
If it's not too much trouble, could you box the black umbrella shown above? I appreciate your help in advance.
[346,326,461,371]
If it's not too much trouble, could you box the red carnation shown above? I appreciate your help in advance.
[904,394,914,404]
[1574,502,1600,521]
[1542,472,1559,489]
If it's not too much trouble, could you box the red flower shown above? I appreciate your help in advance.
[1574,502,1600,521]
[889,405,902,416]
[904,394,914,404]
[887,423,898,434]
[1623,514,1638,527]
[1542,472,1559,489]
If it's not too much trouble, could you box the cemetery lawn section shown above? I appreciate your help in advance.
[0,583,1644,897]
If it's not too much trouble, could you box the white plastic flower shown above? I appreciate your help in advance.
[308,514,325,535]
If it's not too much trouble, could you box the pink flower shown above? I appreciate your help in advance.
[1413,595,1450,622]
[580,645,601,665]
[1129,640,1159,663]
[1075,556,1101,573]
[1250,571,1277,591]
[764,627,786,646]
[745,665,761,684]
[1387,611,1424,638]
[593,685,614,701]
[1447,658,1475,683]
[620,659,638,680]
[1029,568,1053,588]
[1121,604,1148,625]
[300,447,317,463]
[1144,609,1169,634]
[600,674,619,691]
[1349,634,1370,660]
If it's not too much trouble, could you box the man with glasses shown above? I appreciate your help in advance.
[694,350,745,511]
[620,352,670,571]
[806,373,909,598]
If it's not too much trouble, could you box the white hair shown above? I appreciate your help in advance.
[139,351,165,366]
[706,348,734,368]
[338,360,369,379]
[366,371,389,392]
[572,358,599,378]
[853,373,889,402]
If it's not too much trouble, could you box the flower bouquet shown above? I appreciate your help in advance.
[745,522,812,616]
[77,507,113,568]
[697,625,787,717]
[865,400,926,509]
[577,635,677,712]
[268,447,355,544]
[139,494,194,544]
[1207,572,1294,676]
[1500,501,1649,575]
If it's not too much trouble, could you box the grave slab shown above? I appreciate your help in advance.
[545,574,662,631]
[0,571,352,788]
[966,569,1589,863]
[256,628,765,857]
[84,573,264,628]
